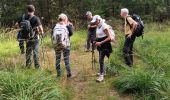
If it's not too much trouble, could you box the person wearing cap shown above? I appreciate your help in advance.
[91,15,112,82]
[16,5,44,68]
[52,13,73,78]
[120,8,137,67]
[85,11,97,52]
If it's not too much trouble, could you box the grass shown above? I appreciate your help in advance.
[110,23,170,100]
[0,68,63,100]
[1,23,170,100]
[0,30,19,58]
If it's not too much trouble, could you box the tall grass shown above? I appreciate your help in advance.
[111,23,170,99]
[0,29,19,58]
[0,68,63,100]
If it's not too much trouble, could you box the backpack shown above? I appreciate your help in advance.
[98,23,115,42]
[126,14,144,37]
[20,15,34,39]
[51,23,70,51]
[108,25,115,42]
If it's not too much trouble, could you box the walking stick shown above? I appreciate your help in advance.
[91,42,96,70]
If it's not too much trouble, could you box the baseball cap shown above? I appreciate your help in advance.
[91,15,102,23]
[86,11,92,16]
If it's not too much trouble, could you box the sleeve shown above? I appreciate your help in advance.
[102,23,109,30]
[127,17,135,25]
[35,16,42,26]
[67,23,74,37]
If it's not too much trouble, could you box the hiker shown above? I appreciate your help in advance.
[51,13,73,78]
[120,8,138,67]
[85,11,97,52]
[91,15,112,82]
[17,5,44,68]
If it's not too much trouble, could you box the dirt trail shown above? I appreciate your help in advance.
[57,49,132,100]
[6,47,132,100]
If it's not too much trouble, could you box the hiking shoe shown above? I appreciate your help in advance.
[56,74,61,78]
[96,72,106,76]
[96,75,104,82]
[67,73,72,78]
[85,49,91,52]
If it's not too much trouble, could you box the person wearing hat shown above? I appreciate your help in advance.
[52,13,72,78]
[16,5,44,68]
[91,15,112,82]
[85,11,97,52]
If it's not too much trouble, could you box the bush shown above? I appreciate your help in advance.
[0,68,63,100]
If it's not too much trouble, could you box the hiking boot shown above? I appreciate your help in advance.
[21,50,25,54]
[96,75,104,82]
[56,74,61,78]
[67,73,72,78]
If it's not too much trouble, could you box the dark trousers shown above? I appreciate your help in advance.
[87,30,96,50]
[17,31,25,53]
[123,35,136,66]
[26,39,40,68]
[99,50,111,74]
[55,47,71,76]
[19,40,25,53]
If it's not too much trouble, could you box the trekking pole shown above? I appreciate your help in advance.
[91,42,96,70]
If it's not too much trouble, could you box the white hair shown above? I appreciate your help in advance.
[121,8,129,14]
[58,13,67,20]
[86,11,92,16]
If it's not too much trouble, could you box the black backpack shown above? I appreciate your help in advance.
[127,14,144,37]
[20,15,34,39]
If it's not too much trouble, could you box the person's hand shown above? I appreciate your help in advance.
[88,25,90,28]
[127,34,132,38]
[95,42,102,46]
[40,33,45,38]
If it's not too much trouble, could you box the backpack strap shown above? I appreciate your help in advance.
[126,16,132,28]
[22,14,25,20]
[28,15,34,21]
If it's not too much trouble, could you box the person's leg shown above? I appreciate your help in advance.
[99,51,106,74]
[129,36,136,65]
[86,31,91,51]
[19,40,25,54]
[97,50,105,82]
[123,36,132,66]
[55,51,62,76]
[63,47,71,77]
[33,40,40,69]
[26,41,33,68]
[17,31,25,54]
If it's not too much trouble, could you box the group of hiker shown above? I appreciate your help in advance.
[16,5,144,82]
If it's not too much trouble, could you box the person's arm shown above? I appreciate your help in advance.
[66,22,74,37]
[127,17,137,37]
[15,16,22,29]
[36,17,44,35]
[89,24,97,28]
[38,25,44,35]
[95,28,111,46]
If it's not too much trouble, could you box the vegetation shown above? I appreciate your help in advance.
[0,0,170,27]
[0,0,170,100]
[0,69,63,100]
